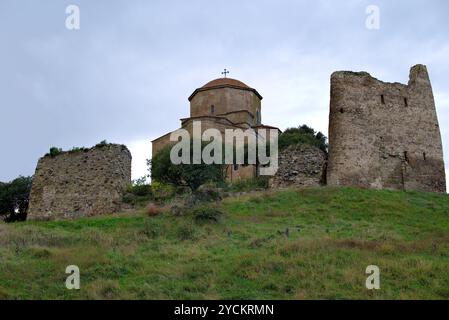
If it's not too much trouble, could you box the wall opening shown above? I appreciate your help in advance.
[339,108,344,113]
[211,105,215,114]
[403,151,409,163]
[423,152,426,161]
[381,94,385,104]
[404,97,408,107]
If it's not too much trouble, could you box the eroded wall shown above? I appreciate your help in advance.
[269,144,327,188]
[28,144,132,220]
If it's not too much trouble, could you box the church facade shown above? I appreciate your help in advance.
[151,76,280,181]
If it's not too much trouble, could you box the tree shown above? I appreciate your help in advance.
[278,124,328,152]
[0,176,33,222]
[150,142,226,191]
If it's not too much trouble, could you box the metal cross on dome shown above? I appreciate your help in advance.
[221,68,230,78]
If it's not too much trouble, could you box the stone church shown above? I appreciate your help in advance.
[151,74,280,181]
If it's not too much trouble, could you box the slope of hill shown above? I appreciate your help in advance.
[0,187,448,299]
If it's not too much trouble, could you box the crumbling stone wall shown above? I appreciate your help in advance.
[28,144,132,220]
[327,64,446,193]
[269,144,327,188]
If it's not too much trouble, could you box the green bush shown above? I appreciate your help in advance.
[48,147,63,157]
[175,222,197,240]
[95,140,109,148]
[191,206,224,225]
[141,218,163,239]
[227,176,269,192]
[151,181,176,202]
[279,124,327,152]
[150,142,226,191]
[0,176,33,222]
[194,183,223,202]
[122,178,153,206]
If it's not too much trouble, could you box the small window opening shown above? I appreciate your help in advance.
[403,151,409,163]
[381,94,385,104]
[211,105,215,114]
[339,108,344,113]
[404,97,408,107]
[423,152,426,161]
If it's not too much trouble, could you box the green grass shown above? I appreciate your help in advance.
[0,187,448,299]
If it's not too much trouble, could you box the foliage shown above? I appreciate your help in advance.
[151,181,177,202]
[279,124,327,152]
[48,147,63,157]
[0,176,33,222]
[45,140,109,158]
[69,147,88,154]
[194,183,223,202]
[150,142,226,191]
[226,176,269,192]
[191,206,224,225]
[95,140,109,148]
[123,177,153,206]
[145,203,163,217]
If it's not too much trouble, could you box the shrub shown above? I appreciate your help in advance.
[194,183,223,202]
[126,184,152,197]
[95,140,109,148]
[122,178,152,206]
[141,218,163,239]
[279,124,327,152]
[191,206,224,225]
[0,176,33,222]
[227,176,269,192]
[48,147,63,157]
[146,203,163,217]
[150,142,226,191]
[151,181,176,202]
[69,147,88,154]
[175,222,197,241]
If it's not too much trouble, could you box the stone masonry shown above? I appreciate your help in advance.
[269,144,327,188]
[327,64,446,192]
[27,144,132,220]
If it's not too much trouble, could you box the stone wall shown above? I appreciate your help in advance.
[269,144,327,188]
[28,144,132,220]
[327,64,446,193]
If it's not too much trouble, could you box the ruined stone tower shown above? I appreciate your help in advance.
[28,144,132,220]
[327,64,446,193]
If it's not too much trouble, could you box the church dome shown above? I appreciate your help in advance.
[188,77,262,101]
[202,78,250,89]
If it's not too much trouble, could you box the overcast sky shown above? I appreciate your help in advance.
[1,0,448,189]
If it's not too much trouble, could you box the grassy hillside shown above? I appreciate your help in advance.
[0,187,448,299]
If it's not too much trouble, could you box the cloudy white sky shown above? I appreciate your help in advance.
[1,0,448,189]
